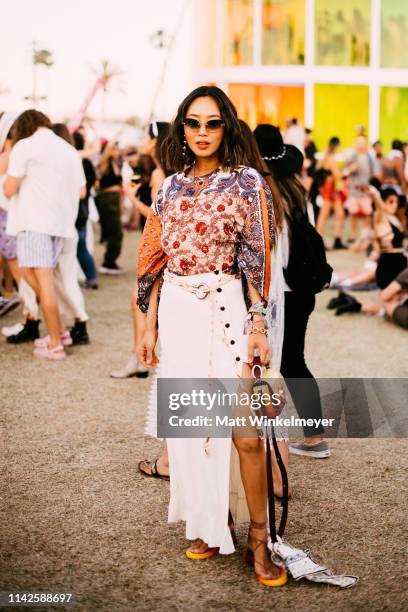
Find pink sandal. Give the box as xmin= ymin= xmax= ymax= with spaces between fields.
xmin=33 ymin=344 xmax=66 ymax=360
xmin=34 ymin=331 xmax=72 ymax=348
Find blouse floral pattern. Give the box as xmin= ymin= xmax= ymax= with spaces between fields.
xmin=137 ymin=166 xmax=276 ymax=313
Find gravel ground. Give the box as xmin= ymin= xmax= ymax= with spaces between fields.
xmin=1 ymin=229 xmax=407 ymax=612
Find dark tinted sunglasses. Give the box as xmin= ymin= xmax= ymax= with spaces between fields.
xmin=183 ymin=118 xmax=225 ymax=132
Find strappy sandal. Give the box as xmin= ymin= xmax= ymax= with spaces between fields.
xmin=245 ymin=520 xmax=288 ymax=587
xmin=137 ymin=458 xmax=170 ymax=481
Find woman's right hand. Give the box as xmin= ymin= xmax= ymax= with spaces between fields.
xmin=139 ymin=327 xmax=159 ymax=368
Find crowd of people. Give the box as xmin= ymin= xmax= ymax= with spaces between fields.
xmin=0 ymin=111 xmax=170 ymax=355
xmin=284 ymin=118 xmax=408 ymax=328
xmin=0 ymin=85 xmax=406 ymax=587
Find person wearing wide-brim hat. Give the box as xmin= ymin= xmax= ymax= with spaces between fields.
xmin=253 ymin=124 xmax=304 ymax=179
xmin=254 ymin=124 xmax=331 ymax=460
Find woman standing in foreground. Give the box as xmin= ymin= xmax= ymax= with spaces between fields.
xmin=137 ymin=87 xmax=287 ymax=586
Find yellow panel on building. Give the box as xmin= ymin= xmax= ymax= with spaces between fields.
xmin=262 ymin=0 xmax=305 ymax=65
xmin=315 ymin=0 xmax=371 ymax=66
xmin=314 ymin=84 xmax=369 ymax=150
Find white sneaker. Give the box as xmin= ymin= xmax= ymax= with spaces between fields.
xmin=1 ymin=322 xmax=24 ymax=337
xmin=110 ymin=354 xmax=149 ymax=378
xmin=98 ymin=265 xmax=125 ymax=275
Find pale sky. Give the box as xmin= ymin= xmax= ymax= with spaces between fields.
xmin=0 ymin=0 xmax=195 ymax=123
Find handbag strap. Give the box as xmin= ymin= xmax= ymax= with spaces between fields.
xmin=252 ymin=356 xmax=289 ymax=542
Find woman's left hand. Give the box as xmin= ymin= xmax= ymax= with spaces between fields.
xmin=247 ymin=332 xmax=270 ymax=366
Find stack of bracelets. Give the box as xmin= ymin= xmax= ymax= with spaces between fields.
xmin=244 ymin=301 xmax=268 ymax=335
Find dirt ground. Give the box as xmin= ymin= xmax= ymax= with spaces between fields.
xmin=1 ymin=228 xmax=407 ymax=612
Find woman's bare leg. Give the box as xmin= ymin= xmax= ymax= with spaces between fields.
xmin=233 ymin=435 xmax=280 ymax=577
xmin=316 ymin=199 xmax=332 ymax=237
xmin=333 ymin=199 xmax=345 ymax=239
xmin=340 ymin=269 xmax=375 ymax=288
xmin=349 ymin=215 xmax=358 ymax=241
xmin=7 ymin=258 xmax=22 ymax=285
xmin=22 ymin=267 xmax=41 ymax=296
xmin=2 ymin=260 xmax=14 ymax=297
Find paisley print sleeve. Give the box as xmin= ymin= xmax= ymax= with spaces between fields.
xmin=237 ymin=174 xmax=276 ymax=303
xmin=152 ymin=183 xmax=164 ymax=216
xmin=137 ymin=184 xmax=168 ymax=313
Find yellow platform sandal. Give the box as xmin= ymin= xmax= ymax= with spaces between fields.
xmin=245 ymin=521 xmax=288 ymax=587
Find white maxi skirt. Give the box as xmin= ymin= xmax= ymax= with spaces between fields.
xmin=158 ymin=271 xmax=249 ymax=555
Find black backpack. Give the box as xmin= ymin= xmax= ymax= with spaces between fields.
xmin=283 ymin=207 xmax=333 ymax=294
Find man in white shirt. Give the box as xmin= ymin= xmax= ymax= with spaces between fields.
xmin=283 ymin=118 xmax=305 ymax=154
xmin=3 ymin=109 xmax=86 ymax=360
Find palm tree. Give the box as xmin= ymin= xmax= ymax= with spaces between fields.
xmin=94 ymin=59 xmax=123 ymax=121
xmin=148 ymin=30 xmax=174 ymax=123
xmin=24 ymin=42 xmax=54 ymax=107
xmin=147 ymin=0 xmax=191 ymax=122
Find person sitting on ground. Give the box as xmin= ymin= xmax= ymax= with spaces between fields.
xmin=367 ymin=185 xmax=407 ymax=291
xmin=330 ymin=266 xmax=408 ymax=329
xmin=329 ymin=253 xmax=378 ymax=292
xmin=329 ymin=184 xmax=407 ymax=314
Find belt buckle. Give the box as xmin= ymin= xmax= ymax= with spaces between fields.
xmin=192 ymin=283 xmax=209 ymax=299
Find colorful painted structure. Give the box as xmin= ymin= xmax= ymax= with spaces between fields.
xmin=196 ymin=0 xmax=408 ymax=150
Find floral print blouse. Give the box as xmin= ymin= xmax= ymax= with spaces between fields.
xmin=137 ymin=166 xmax=276 ymax=313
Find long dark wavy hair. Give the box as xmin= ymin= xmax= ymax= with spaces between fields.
xmin=164 ymin=86 xmax=245 ymax=173
xmin=52 ymin=123 xmax=73 ymax=145
xmin=12 ymin=109 xmax=51 ymax=145
xmin=239 ymin=119 xmax=285 ymax=231
xmin=275 ymin=175 xmax=308 ymax=222
xmin=148 ymin=121 xmax=172 ymax=176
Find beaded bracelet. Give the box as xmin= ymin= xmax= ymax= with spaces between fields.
xmin=244 ymin=301 xmax=268 ymax=335
xmin=248 ymin=301 xmax=267 ymax=317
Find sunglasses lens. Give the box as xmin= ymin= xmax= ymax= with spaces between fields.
xmin=184 ymin=119 xmax=200 ymax=130
xmin=184 ymin=119 xmax=224 ymax=131
xmin=206 ymin=120 xmax=224 ymax=131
